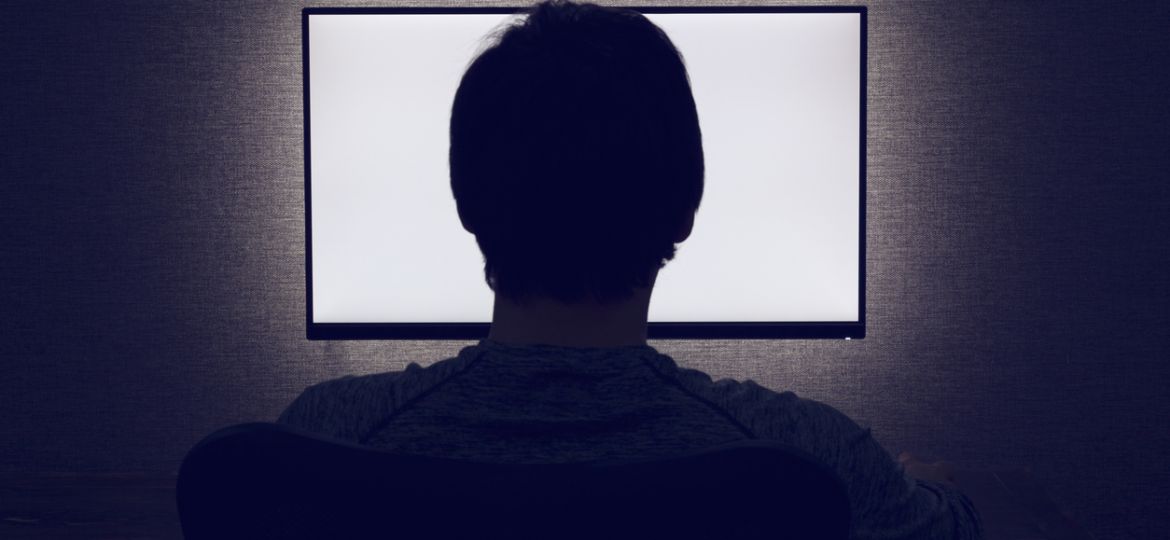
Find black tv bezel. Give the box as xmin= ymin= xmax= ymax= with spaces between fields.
xmin=303 ymin=5 xmax=867 ymax=340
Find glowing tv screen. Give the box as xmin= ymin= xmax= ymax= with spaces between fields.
xmin=304 ymin=6 xmax=866 ymax=339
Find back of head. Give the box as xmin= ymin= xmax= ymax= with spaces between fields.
xmin=450 ymin=0 xmax=704 ymax=306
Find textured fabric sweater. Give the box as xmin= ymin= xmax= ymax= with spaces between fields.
xmin=278 ymin=339 xmax=983 ymax=539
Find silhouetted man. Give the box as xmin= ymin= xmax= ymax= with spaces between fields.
xmin=280 ymin=2 xmax=982 ymax=537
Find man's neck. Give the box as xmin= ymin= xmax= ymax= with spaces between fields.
xmin=486 ymin=287 xmax=653 ymax=348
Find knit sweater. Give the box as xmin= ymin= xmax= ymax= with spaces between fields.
xmin=278 ymin=339 xmax=982 ymax=539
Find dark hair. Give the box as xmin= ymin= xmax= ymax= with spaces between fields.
xmin=449 ymin=0 xmax=704 ymax=305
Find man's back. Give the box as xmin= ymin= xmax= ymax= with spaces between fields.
xmin=279 ymin=340 xmax=982 ymax=539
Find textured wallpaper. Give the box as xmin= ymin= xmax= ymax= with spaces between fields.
xmin=1 ymin=2 xmax=1167 ymax=539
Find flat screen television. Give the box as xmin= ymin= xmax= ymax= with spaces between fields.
xmin=304 ymin=6 xmax=866 ymax=339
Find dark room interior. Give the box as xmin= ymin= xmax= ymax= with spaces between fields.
xmin=1 ymin=1 xmax=1167 ymax=539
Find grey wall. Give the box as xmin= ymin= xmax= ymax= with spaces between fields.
xmin=2 ymin=1 xmax=1167 ymax=538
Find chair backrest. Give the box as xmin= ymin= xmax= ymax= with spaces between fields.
xmin=177 ymin=422 xmax=851 ymax=540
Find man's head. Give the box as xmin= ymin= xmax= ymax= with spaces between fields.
xmin=449 ymin=0 xmax=704 ymax=307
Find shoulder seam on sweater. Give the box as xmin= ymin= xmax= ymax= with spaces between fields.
xmin=358 ymin=348 xmax=488 ymax=445
xmin=638 ymin=355 xmax=758 ymax=440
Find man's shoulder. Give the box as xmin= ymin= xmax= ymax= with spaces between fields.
xmin=276 ymin=353 xmax=472 ymax=439
xmin=657 ymin=359 xmax=867 ymax=442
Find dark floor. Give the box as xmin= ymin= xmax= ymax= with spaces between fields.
xmin=0 ymin=469 xmax=1094 ymax=540
xmin=1 ymin=473 xmax=182 ymax=540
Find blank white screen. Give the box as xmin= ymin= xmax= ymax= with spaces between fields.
xmin=309 ymin=12 xmax=860 ymax=323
